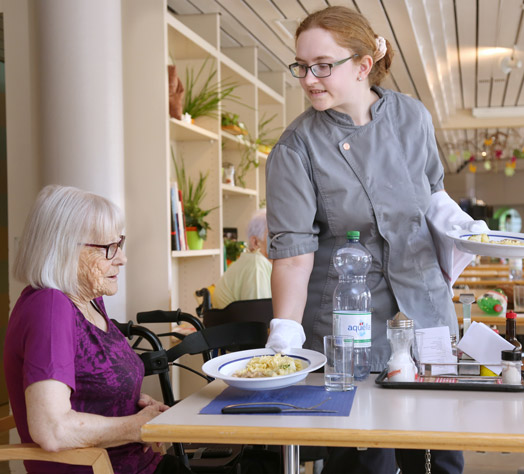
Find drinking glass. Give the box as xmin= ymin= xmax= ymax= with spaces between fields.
xmin=514 ymin=286 xmax=524 ymax=312
xmin=323 ymin=335 xmax=354 ymax=391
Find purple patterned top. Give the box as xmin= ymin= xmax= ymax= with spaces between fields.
xmin=4 ymin=286 xmax=162 ymax=474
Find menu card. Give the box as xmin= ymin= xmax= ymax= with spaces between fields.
xmin=415 ymin=326 xmax=457 ymax=376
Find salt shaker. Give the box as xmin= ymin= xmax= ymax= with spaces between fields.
xmin=386 ymin=312 xmax=417 ymax=382
xmin=501 ymin=349 xmax=522 ymax=385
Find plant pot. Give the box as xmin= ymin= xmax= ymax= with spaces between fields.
xmin=186 ymin=227 xmax=204 ymax=250
xmin=222 ymin=124 xmax=248 ymax=136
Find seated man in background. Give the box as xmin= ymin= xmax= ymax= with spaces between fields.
xmin=211 ymin=209 xmax=272 ymax=309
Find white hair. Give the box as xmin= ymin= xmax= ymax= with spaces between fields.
xmin=247 ymin=208 xmax=267 ymax=243
xmin=13 ymin=184 xmax=124 ymax=295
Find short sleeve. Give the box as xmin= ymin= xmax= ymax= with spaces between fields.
xmin=422 ymin=108 xmax=445 ymax=193
xmin=266 ymin=142 xmax=319 ymax=259
xmin=22 ymin=290 xmax=77 ymax=391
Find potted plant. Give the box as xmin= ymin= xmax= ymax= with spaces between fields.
xmin=221 ymin=112 xmax=248 ymax=135
xmin=255 ymin=113 xmax=281 ymax=154
xmin=172 ymin=149 xmax=217 ymax=249
xmin=235 ymin=114 xmax=282 ymax=188
xmin=183 ymin=57 xmax=240 ymax=120
xmin=224 ymin=239 xmax=246 ymax=266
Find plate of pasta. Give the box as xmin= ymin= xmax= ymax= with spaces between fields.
xmin=202 ymin=348 xmax=326 ymax=391
xmin=446 ymin=230 xmax=524 ymax=258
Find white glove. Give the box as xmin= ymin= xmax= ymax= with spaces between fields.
xmin=265 ymin=318 xmax=306 ymax=354
xmin=452 ymin=219 xmax=490 ymax=234
xmin=426 ymin=191 xmax=490 ymax=292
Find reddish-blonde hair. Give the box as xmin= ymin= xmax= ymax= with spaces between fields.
xmin=295 ymin=6 xmax=393 ymax=86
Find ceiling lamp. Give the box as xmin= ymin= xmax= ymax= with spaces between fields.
xmin=501 ymin=56 xmax=522 ymax=74
xmin=500 ymin=51 xmax=523 ymax=74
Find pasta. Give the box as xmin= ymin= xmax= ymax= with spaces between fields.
xmin=233 ymin=353 xmax=303 ymax=378
xmin=468 ymin=233 xmax=524 ymax=246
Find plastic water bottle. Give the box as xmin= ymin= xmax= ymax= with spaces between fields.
xmin=333 ymin=231 xmax=372 ymax=381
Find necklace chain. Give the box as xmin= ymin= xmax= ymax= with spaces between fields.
xmin=84 ymin=300 xmax=104 ymax=326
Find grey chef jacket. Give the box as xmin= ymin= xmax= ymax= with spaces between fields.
xmin=266 ymin=86 xmax=458 ymax=372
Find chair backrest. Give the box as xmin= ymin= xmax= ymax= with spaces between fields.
xmin=0 ymin=415 xmax=114 ymax=474
xmin=195 ymin=287 xmax=212 ymax=317
xmin=203 ymin=298 xmax=273 ymax=329
xmin=166 ymin=321 xmax=268 ymax=362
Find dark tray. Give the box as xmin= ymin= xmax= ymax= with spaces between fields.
xmin=375 ymin=369 xmax=524 ymax=392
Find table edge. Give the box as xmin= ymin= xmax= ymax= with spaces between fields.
xmin=141 ymin=424 xmax=524 ymax=452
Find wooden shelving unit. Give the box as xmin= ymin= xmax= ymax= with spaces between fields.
xmin=123 ymin=1 xmax=305 ymax=399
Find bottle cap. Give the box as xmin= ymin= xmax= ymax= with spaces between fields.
xmin=506 ymin=311 xmax=518 ymax=319
xmin=501 ymin=348 xmax=522 ymax=361
xmin=347 ymin=231 xmax=360 ymax=239
xmin=387 ymin=311 xmax=414 ymax=328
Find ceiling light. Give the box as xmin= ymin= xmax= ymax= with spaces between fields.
xmin=472 ymin=106 xmax=524 ymax=118
xmin=500 ymin=55 xmax=523 ymax=74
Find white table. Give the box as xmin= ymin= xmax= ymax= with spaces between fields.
xmin=142 ymin=373 xmax=524 ymax=474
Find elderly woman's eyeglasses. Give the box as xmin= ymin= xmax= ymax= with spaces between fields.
xmin=288 ymin=54 xmax=359 ymax=78
xmin=84 ymin=235 xmax=126 ymax=260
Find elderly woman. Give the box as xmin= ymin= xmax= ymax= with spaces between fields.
xmin=4 ymin=185 xmax=188 ymax=474
xmin=211 ymin=209 xmax=272 ymax=309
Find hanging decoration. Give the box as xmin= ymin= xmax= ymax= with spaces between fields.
xmin=447 ymin=130 xmax=524 ymax=176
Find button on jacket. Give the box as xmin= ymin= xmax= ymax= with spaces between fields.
xmin=266 ymin=86 xmax=457 ymax=372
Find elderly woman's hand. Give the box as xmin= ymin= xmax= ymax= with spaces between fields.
xmin=138 ymin=393 xmax=169 ymax=412
xmin=137 ymin=393 xmax=169 ymax=452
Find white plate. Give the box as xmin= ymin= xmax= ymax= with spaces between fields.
xmin=202 ymin=348 xmax=326 ymax=391
xmin=446 ymin=230 xmax=524 ymax=258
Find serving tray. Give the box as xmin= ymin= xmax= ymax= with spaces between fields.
xmin=375 ymin=369 xmax=524 ymax=392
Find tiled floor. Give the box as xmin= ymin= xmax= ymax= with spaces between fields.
xmin=464 ymin=451 xmax=524 ymax=474
xmin=301 ymin=453 xmax=524 ymax=474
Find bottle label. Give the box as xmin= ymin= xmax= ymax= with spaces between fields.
xmin=333 ymin=311 xmax=371 ymax=348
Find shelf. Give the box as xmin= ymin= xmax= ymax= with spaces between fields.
xmin=221 ymin=130 xmax=251 ymax=149
xmin=220 ymin=54 xmax=255 ymax=86
xmin=167 ymin=14 xmax=219 ymax=59
xmin=258 ymin=83 xmax=285 ymax=106
xmin=222 ymin=184 xmax=257 ymax=196
xmin=172 ymin=249 xmax=221 ymax=258
xmin=170 ymin=119 xmax=219 ymax=141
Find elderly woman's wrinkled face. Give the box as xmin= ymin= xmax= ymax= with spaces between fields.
xmin=77 ymin=235 xmax=127 ymax=301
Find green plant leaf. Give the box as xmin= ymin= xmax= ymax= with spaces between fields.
xmin=183 ymin=57 xmax=244 ymax=119
xmin=171 ymin=147 xmax=217 ymax=240
xmin=224 ymin=239 xmax=246 ymax=261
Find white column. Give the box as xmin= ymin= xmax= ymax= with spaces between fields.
xmin=35 ymin=0 xmax=126 ymax=319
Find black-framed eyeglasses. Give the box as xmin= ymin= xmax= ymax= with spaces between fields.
xmin=84 ymin=235 xmax=126 ymax=260
xmin=288 ymin=54 xmax=359 ymax=78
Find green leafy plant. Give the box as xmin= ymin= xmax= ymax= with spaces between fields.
xmin=235 ymin=113 xmax=282 ymax=188
xmin=221 ymin=112 xmax=247 ymax=135
xmin=221 ymin=112 xmax=241 ymax=127
xmin=224 ymin=239 xmax=246 ymax=263
xmin=183 ymin=57 xmax=240 ymax=119
xmin=172 ymin=148 xmax=216 ymax=240
xmin=256 ymin=113 xmax=281 ymax=150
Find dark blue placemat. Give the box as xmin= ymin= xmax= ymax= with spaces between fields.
xmin=200 ymin=385 xmax=356 ymax=416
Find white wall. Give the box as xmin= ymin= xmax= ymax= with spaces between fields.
xmin=4 ymin=0 xmax=41 ymax=308
xmin=445 ymin=169 xmax=524 ymax=226
xmin=4 ymin=0 xmax=128 ymax=319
